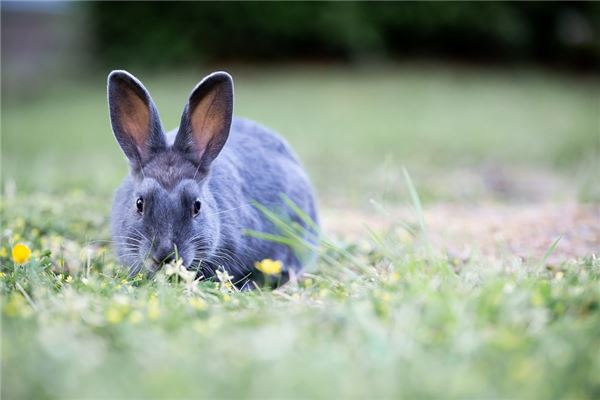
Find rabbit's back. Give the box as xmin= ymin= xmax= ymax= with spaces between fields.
xmin=167 ymin=117 xmax=318 ymax=273
xmin=225 ymin=116 xmax=317 ymax=217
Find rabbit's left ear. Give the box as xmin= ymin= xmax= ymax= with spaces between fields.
xmin=174 ymin=72 xmax=233 ymax=171
xmin=108 ymin=70 xmax=166 ymax=167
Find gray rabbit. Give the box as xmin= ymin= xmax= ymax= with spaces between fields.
xmin=108 ymin=70 xmax=318 ymax=287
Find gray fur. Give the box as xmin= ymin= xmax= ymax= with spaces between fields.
xmin=107 ymin=70 xmax=319 ymax=287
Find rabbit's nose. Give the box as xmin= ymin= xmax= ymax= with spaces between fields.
xmin=152 ymin=244 xmax=176 ymax=265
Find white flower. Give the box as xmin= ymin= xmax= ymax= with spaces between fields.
xmin=216 ymin=268 xmax=236 ymax=292
xmin=164 ymin=258 xmax=197 ymax=284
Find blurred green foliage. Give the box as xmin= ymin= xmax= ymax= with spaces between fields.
xmin=91 ymin=2 xmax=600 ymax=69
xmin=3 ymin=66 xmax=598 ymax=203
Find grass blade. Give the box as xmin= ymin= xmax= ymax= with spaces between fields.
xmin=402 ymin=167 xmax=431 ymax=255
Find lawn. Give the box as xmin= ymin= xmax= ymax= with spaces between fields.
xmin=1 ymin=65 xmax=599 ymax=399
xmin=3 ymin=64 xmax=599 ymax=201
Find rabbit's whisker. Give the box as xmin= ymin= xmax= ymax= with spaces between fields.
xmin=191 ymin=257 xmax=214 ymax=279
xmin=206 ymin=203 xmax=252 ymax=217
xmin=131 ymin=228 xmax=151 ymax=243
xmin=127 ymin=260 xmax=145 ymax=278
xmin=114 ymin=235 xmax=145 ymax=244
xmin=209 ymin=250 xmax=245 ymax=275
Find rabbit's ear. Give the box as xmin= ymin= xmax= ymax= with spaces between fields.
xmin=174 ymin=71 xmax=233 ymax=171
xmin=107 ymin=70 xmax=166 ymax=166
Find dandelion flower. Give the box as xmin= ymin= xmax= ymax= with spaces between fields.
xmin=255 ymin=258 xmax=283 ymax=275
xmin=12 ymin=243 xmax=31 ymax=265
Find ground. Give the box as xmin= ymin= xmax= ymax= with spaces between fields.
xmin=1 ymin=65 xmax=599 ymax=399
xmin=324 ymin=202 xmax=599 ymax=264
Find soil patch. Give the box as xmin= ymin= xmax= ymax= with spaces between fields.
xmin=322 ymin=202 xmax=599 ymax=265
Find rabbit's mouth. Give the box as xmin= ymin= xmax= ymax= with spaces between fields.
xmin=146 ymin=257 xmax=176 ymax=275
xmin=145 ymin=252 xmax=198 ymax=275
xmin=143 ymin=260 xmax=163 ymax=277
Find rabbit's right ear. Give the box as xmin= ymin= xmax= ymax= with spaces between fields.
xmin=174 ymin=72 xmax=233 ymax=172
xmin=107 ymin=70 xmax=166 ymax=168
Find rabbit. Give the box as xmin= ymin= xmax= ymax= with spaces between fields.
xmin=107 ymin=70 xmax=319 ymax=288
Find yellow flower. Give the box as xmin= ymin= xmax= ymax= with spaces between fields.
xmin=147 ymin=297 xmax=160 ymax=320
xmin=189 ymin=297 xmax=207 ymax=311
xmin=255 ymin=259 xmax=283 ymax=275
xmin=106 ymin=306 xmax=124 ymax=324
xmin=0 ymin=247 xmax=8 ymax=258
xmin=12 ymin=243 xmax=31 ymax=265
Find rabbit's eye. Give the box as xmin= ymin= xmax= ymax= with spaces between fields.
xmin=193 ymin=199 xmax=201 ymax=216
xmin=136 ymin=197 xmax=144 ymax=215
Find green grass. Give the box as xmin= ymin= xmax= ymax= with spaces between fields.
xmin=1 ymin=192 xmax=599 ymax=399
xmin=2 ymin=65 xmax=599 ymax=202
xmin=2 ymin=65 xmax=599 ymax=398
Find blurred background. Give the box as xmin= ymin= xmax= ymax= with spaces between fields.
xmin=2 ymin=1 xmax=599 ymax=206
xmin=3 ymin=4 xmax=600 ymax=399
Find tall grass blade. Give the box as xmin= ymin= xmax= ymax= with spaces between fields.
xmin=402 ymin=167 xmax=432 ymax=255
xmin=538 ymin=235 xmax=562 ymax=269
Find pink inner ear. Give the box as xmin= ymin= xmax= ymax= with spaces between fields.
xmin=119 ymin=91 xmax=151 ymax=156
xmin=190 ymin=89 xmax=221 ymax=157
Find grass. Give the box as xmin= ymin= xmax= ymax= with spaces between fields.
xmin=2 ymin=64 xmax=599 ymax=202
xmin=1 ymin=192 xmax=599 ymax=399
xmin=1 ymin=65 xmax=599 ymax=398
